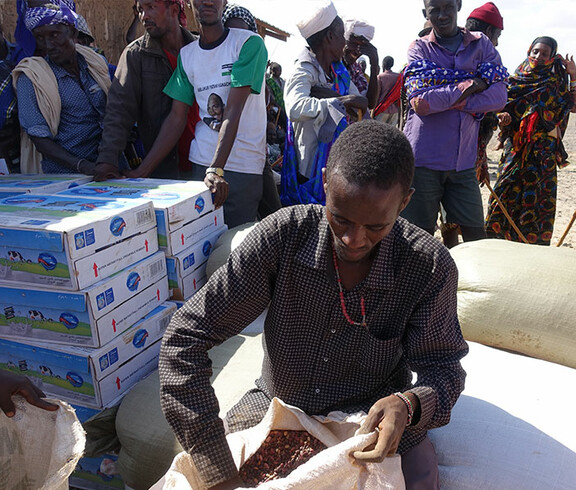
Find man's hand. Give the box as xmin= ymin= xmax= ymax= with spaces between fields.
xmin=476 ymin=163 xmax=490 ymax=187
xmin=339 ymin=95 xmax=369 ymax=112
xmin=352 ymin=394 xmax=410 ymax=463
xmin=78 ymin=160 xmax=98 ymax=176
xmin=204 ymin=172 xmax=229 ymax=209
xmin=0 ymin=370 xmax=59 ymax=417
xmin=360 ymin=42 xmax=379 ymax=73
xmin=497 ymin=112 xmax=511 ymax=127
xmin=559 ymin=54 xmax=576 ymax=79
xmin=310 ymin=86 xmax=340 ymax=99
xmin=209 ymin=475 xmax=243 ymax=489
xmin=93 ymin=162 xmax=124 ymax=181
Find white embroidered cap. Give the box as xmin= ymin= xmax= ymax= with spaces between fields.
xmin=296 ymin=1 xmax=338 ymax=40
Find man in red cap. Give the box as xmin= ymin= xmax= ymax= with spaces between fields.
xmin=466 ymin=2 xmax=503 ymax=46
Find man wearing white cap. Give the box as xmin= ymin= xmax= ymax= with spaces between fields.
xmin=342 ymin=18 xmax=380 ymax=109
xmin=281 ymin=1 xmax=367 ymax=206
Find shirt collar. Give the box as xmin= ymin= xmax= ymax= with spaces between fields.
xmin=47 ymin=50 xmax=88 ymax=79
xmin=295 ymin=207 xmax=397 ymax=291
xmin=424 ymin=27 xmax=481 ymax=49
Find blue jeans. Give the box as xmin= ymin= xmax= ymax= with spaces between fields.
xmin=402 ymin=167 xmax=485 ymax=236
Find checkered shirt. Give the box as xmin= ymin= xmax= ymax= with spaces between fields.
xmin=159 ymin=204 xmax=468 ymax=487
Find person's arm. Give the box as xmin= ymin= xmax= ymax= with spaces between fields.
xmin=160 ymin=216 xmax=283 ymax=488
xmin=360 ymin=42 xmax=380 ymax=109
xmin=405 ymin=41 xmax=469 ymax=116
xmin=94 ymin=45 xmax=143 ymax=181
xmin=459 ymin=40 xmax=508 ymax=114
xmin=121 ymin=53 xmax=193 ymax=179
xmin=353 ymin=250 xmax=468 ymax=462
xmin=0 ymin=370 xmax=59 ymax=417
xmin=124 ymin=99 xmax=189 ymax=178
xmin=29 ymin=136 xmax=96 ymax=174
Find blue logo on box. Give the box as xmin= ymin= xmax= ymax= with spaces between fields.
xmin=59 ymin=312 xmax=79 ymax=330
xmin=66 ymin=372 xmax=84 ymax=388
xmin=99 ymin=354 xmax=110 ymax=371
xmin=195 ymin=197 xmax=205 ymax=214
xmin=38 ymin=253 xmax=57 ymax=271
xmin=126 ymin=272 xmax=141 ymax=291
xmin=202 ymin=240 xmax=212 ymax=257
xmin=75 ymin=232 xmax=86 ymax=250
xmin=110 ymin=216 xmax=126 ymax=236
xmin=96 ymin=293 xmax=107 ymax=310
xmin=132 ymin=329 xmax=149 ymax=348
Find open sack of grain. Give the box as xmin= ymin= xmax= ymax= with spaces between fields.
xmin=1 ymin=397 xmax=85 ymax=490
xmin=161 ymin=398 xmax=405 ymax=490
xmin=450 ymin=239 xmax=576 ymax=368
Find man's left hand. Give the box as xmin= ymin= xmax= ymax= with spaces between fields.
xmin=0 ymin=370 xmax=59 ymax=417
xmin=352 ymin=394 xmax=410 ymax=463
xmin=360 ymin=42 xmax=379 ymax=72
xmin=204 ymin=173 xmax=229 ymax=209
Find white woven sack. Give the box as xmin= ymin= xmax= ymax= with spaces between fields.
xmin=430 ymin=342 xmax=576 ymax=489
xmin=450 ymin=239 xmax=576 ymax=368
xmin=161 ymin=398 xmax=405 ymax=490
xmin=0 ymin=396 xmax=85 ymax=490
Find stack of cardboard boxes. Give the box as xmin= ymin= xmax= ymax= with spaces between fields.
xmin=0 ymin=176 xmax=228 ymax=488
xmin=57 ymin=178 xmax=228 ymax=301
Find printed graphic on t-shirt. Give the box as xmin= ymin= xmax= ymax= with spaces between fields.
xmin=203 ymin=93 xmax=225 ymax=132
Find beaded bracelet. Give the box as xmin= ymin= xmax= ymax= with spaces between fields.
xmin=393 ymin=392 xmax=414 ymax=426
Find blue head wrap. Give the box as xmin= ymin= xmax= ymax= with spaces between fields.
xmin=24 ymin=1 xmax=77 ymax=33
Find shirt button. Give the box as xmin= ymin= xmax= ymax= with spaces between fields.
xmin=323 ymin=357 xmax=329 ymax=362
xmin=330 ymin=329 xmax=336 ymax=334
xmin=315 ymin=388 xmax=320 ymax=394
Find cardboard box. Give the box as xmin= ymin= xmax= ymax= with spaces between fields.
xmin=0 ymin=331 xmax=164 ymax=409
xmin=166 ymin=226 xmax=226 ymax=300
xmin=165 ymin=207 xmax=225 ymax=256
xmin=58 ymin=178 xmax=215 ymax=248
xmin=70 ymin=405 xmax=125 ymax=489
xmin=0 ymin=264 xmax=170 ymax=347
xmin=0 ymin=174 xmax=92 ymax=198
xmin=0 ymin=194 xmax=157 ymax=289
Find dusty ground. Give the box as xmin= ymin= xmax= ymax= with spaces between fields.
xmin=480 ymin=116 xmax=576 ymax=248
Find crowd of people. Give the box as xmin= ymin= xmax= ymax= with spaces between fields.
xmin=1 ymin=1 xmax=575 ymax=489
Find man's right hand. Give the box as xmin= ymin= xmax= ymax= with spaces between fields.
xmin=93 ymin=163 xmax=124 ymax=182
xmin=339 ymin=95 xmax=369 ymax=112
xmin=204 ymin=173 xmax=229 ymax=209
xmin=310 ymin=86 xmax=340 ymax=99
xmin=0 ymin=370 xmax=59 ymax=417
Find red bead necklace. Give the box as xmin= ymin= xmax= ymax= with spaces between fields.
xmin=332 ymin=247 xmax=367 ymax=327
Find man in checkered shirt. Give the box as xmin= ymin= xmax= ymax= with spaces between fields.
xmin=160 ymin=120 xmax=468 ymax=489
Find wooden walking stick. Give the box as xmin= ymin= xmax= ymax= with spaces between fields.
xmin=556 ymin=210 xmax=576 ymax=247
xmin=485 ymin=181 xmax=530 ymax=244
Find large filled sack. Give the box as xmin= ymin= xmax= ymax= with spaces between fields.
xmin=206 ymin=222 xmax=258 ymax=278
xmin=160 ymin=398 xmax=405 ymax=490
xmin=1 ymin=396 xmax=85 ymax=490
xmin=450 ymin=239 xmax=576 ymax=368
xmin=430 ymin=341 xmax=576 ymax=489
xmin=115 ymin=333 xmax=264 ymax=489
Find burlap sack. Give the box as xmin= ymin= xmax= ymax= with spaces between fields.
xmin=450 ymin=239 xmax=576 ymax=368
xmin=0 ymin=396 xmax=85 ymax=490
xmin=161 ymin=398 xmax=405 ymax=490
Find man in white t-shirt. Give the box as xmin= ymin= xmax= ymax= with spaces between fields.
xmin=133 ymin=0 xmax=268 ymax=228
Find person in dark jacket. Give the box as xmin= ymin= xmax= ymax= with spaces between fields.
xmin=94 ymin=0 xmax=196 ymax=181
